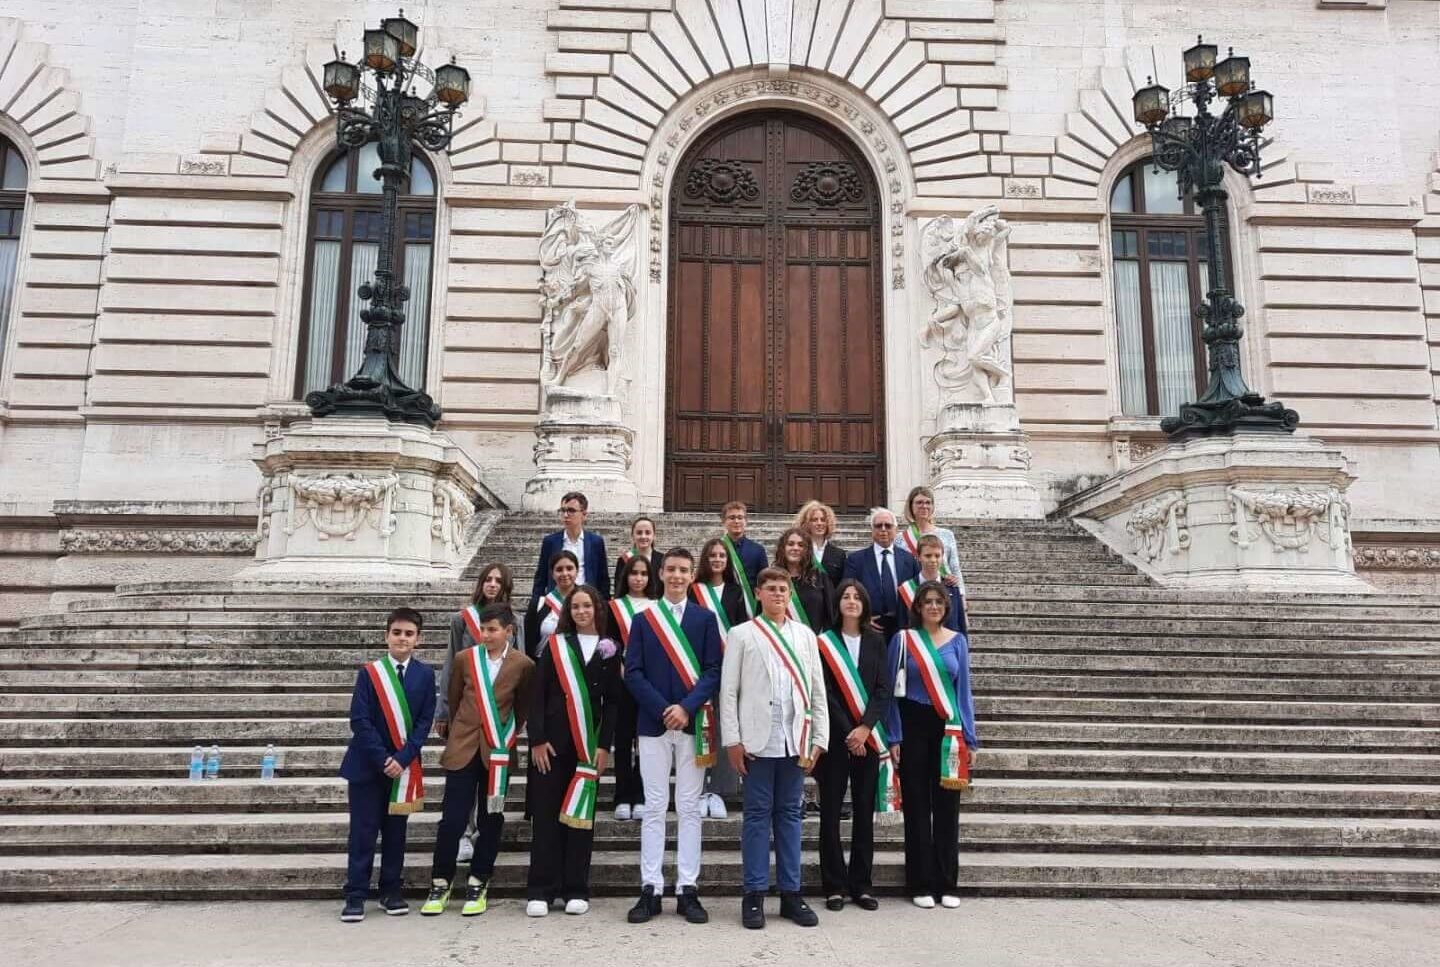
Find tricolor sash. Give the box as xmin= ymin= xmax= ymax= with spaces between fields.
xmin=902 ymin=524 xmax=951 ymax=577
xmin=817 ymin=631 xmax=902 ymax=823
xmin=619 ymin=546 xmax=637 ymax=565
xmin=549 ymin=634 xmax=600 ymax=829
xmin=539 ymin=588 xmax=566 ymax=618
xmin=365 ymin=657 xmax=424 ymax=815
xmin=723 ymin=535 xmax=757 ymax=618
xmin=642 ymin=603 xmax=716 ymax=767
xmin=897 ymin=577 xmax=919 ymax=610
xmin=812 ymin=542 xmax=826 ymax=570
xmin=753 ymin=615 xmax=815 ymax=767
xmin=902 ymin=628 xmax=970 ymax=790
xmin=787 ymin=580 xmax=812 ymax=628
xmin=458 ymin=621 xmax=515 ymax=813
xmin=691 ymin=582 xmax=732 ymax=638
xmin=609 ymin=595 xmax=650 ymax=648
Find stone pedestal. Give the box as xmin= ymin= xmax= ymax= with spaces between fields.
xmin=237 ymin=418 xmax=487 ymax=582
xmin=925 ymin=402 xmax=1044 ymax=519
xmin=1062 ymin=432 xmax=1371 ymax=592
xmin=522 ymin=390 xmax=639 ymax=511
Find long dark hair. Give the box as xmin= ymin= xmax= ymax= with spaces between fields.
xmin=470 ymin=562 xmax=514 ymax=606
xmin=832 ymin=578 xmax=873 ymax=632
xmin=555 ymin=584 xmax=610 ymax=639
xmin=617 ymin=554 xmax=654 ymax=600
xmin=908 ymin=579 xmax=951 ymax=629
xmin=775 ymin=526 xmax=820 ymax=585
xmin=696 ymin=537 xmax=735 ymax=585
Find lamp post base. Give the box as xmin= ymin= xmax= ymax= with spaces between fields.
xmin=305 ymin=379 xmax=441 ymax=429
xmin=1161 ymin=392 xmax=1299 ymax=439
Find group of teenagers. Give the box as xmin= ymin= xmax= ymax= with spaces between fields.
xmin=339 ymin=490 xmax=979 ymax=930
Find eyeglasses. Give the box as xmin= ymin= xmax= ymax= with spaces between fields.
xmin=873 ymin=522 xmax=895 ymax=530
xmin=559 ymin=506 xmax=582 ymax=515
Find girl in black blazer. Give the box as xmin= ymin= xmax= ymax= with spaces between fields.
xmin=525 ymin=584 xmax=622 ymax=916
xmin=524 ymin=551 xmax=580 ymax=660
xmin=612 ymin=515 xmax=663 ymax=599
xmin=775 ymin=526 xmax=836 ymax=634
xmin=795 ymin=499 xmax=847 ymax=588
xmin=816 ymin=579 xmax=893 ymax=911
xmin=695 ymin=537 xmax=750 ymax=630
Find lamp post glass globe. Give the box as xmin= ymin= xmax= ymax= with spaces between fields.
xmin=1183 ymin=36 xmax=1218 ymax=82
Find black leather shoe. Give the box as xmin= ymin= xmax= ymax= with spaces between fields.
xmin=824 ymin=895 xmax=845 ymax=912
xmin=676 ymin=886 xmax=709 ymax=924
xmin=852 ymin=893 xmax=879 ymax=911
xmin=627 ymin=885 xmax=662 ymax=924
xmin=779 ymin=892 xmax=819 ymax=927
xmin=742 ymin=891 xmax=766 ymax=929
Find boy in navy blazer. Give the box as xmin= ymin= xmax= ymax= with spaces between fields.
xmin=623 ymin=547 xmax=724 ymax=924
xmin=720 ymin=501 xmax=768 ymax=614
xmin=339 ymin=607 xmax=436 ymax=922
xmin=530 ymin=490 xmax=610 ymax=601
xmin=842 ymin=508 xmax=919 ymax=643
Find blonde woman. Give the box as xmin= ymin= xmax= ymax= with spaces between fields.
xmin=793 ymin=499 xmax=846 ymax=587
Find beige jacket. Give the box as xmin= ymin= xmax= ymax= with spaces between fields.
xmin=719 ymin=616 xmax=829 ymax=757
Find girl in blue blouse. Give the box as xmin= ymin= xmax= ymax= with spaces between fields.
xmin=883 ymin=581 xmax=978 ymax=909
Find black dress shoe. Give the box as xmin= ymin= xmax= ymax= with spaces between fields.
xmin=627 ymin=885 xmax=662 ymax=924
xmin=824 ymin=895 xmax=845 ymax=912
xmin=742 ymin=891 xmax=766 ymax=929
xmin=779 ymin=892 xmax=819 ymax=927
xmin=676 ymin=886 xmax=709 ymax=924
xmin=852 ymin=893 xmax=879 ymax=911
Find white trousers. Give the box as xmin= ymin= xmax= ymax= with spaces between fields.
xmin=638 ymin=730 xmax=707 ymax=891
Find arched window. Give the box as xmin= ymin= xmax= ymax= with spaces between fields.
xmin=296 ymin=144 xmax=437 ymax=398
xmin=1109 ymin=158 xmax=1226 ymax=417
xmin=0 ymin=136 xmax=26 ymax=368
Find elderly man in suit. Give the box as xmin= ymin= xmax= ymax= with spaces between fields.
xmin=720 ymin=567 xmax=828 ymax=931
xmin=842 ymin=507 xmax=920 ymax=643
xmin=530 ymin=490 xmax=610 ymax=602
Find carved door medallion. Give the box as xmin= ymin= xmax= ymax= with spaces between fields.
xmin=665 ymin=111 xmax=886 ymax=513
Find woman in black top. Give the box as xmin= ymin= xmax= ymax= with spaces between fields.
xmin=694 ymin=536 xmax=750 ymax=630
xmin=775 ymin=526 xmax=835 ymax=634
xmin=612 ymin=515 xmax=663 ymax=599
xmin=794 ymin=499 xmax=846 ymax=588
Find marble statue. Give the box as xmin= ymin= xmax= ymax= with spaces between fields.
xmin=538 ymin=201 xmax=643 ymax=402
xmin=920 ymin=204 xmax=1014 ymax=405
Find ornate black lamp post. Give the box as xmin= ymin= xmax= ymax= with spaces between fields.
xmin=306 ymin=10 xmax=471 ymax=428
xmin=1133 ymin=37 xmax=1298 ymax=438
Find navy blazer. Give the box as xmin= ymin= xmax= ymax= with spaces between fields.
xmin=531 ymin=530 xmax=610 ymax=601
xmin=728 ymin=535 xmax=768 ymax=596
xmin=624 ymin=600 xmax=723 ymax=738
xmin=339 ymin=657 xmax=436 ymax=784
xmin=843 ymin=544 xmax=920 ymax=622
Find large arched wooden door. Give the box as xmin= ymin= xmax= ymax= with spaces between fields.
xmin=665 ymin=111 xmax=886 ymax=514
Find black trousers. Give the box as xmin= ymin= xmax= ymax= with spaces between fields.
xmin=429 ymin=752 xmax=505 ymax=885
xmin=526 ymin=748 xmax=595 ymax=901
xmin=897 ymin=698 xmax=961 ymax=898
xmin=343 ymin=780 xmax=408 ymax=901
xmin=817 ymin=733 xmax=878 ymax=896
xmin=611 ymin=687 xmax=643 ymax=807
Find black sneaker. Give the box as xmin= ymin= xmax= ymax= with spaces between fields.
xmin=627 ymin=885 xmax=662 ymax=924
xmin=779 ymin=892 xmax=818 ymax=927
xmin=742 ymin=891 xmax=766 ymax=929
xmin=676 ymin=886 xmax=709 ymax=924
xmin=340 ymin=897 xmax=365 ymax=923
xmin=825 ymin=894 xmax=845 ymax=912
xmin=380 ymin=895 xmax=409 ymax=916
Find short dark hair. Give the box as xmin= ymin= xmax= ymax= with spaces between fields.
xmin=832 ymin=578 xmax=873 ymax=631
xmin=907 ymin=580 xmax=951 ymax=628
xmin=662 ymin=546 xmax=694 ymax=567
xmin=477 ymin=602 xmax=515 ymax=629
xmin=386 ymin=607 xmax=424 ymax=632
xmin=560 ymin=491 xmax=589 ymax=510
xmin=556 ymin=584 xmax=609 ymax=638
xmin=722 ymin=500 xmax=747 ymax=517
xmin=549 ymin=549 xmax=580 ymax=573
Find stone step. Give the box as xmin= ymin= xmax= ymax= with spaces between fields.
xmin=4 ymin=812 xmax=1438 ymax=857
xmin=5 ymin=745 xmax=1436 ymax=784
xmin=4 ymin=777 xmax=1437 ymax=818
xmin=4 ymin=850 xmax=1438 ymax=900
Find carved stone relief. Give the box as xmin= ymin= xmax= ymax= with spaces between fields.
xmin=1227 ymin=487 xmax=1349 ymax=558
xmin=60 ymin=530 xmax=259 ymax=554
xmin=286 ymin=472 xmax=398 ymax=542
xmin=1127 ymin=494 xmax=1191 ymax=563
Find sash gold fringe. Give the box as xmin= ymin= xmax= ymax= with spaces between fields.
xmin=388 ymin=797 xmax=424 ymax=815
xmin=559 ymin=814 xmax=594 ymax=830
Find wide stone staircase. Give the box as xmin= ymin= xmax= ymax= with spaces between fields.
xmin=1 ymin=512 xmax=1438 ymax=900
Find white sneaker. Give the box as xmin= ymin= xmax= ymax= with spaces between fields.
xmin=912 ymin=895 xmax=936 ymax=909
xmin=456 ymin=836 xmax=474 ymax=864
xmin=707 ymin=793 xmax=728 ymax=819
xmin=564 ymin=898 xmax=590 ymax=915
xmin=614 ymin=803 xmax=632 ymax=821
xmin=631 ymin=803 xmax=646 ymax=819
xmin=940 ymin=895 xmax=961 ymax=909
xmin=526 ymin=900 xmax=548 ymax=918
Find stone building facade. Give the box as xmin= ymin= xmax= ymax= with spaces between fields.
xmin=1 ymin=0 xmax=1440 ymax=620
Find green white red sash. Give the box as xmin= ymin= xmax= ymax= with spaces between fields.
xmin=897 ymin=577 xmax=918 ymax=610
xmin=641 ymin=602 xmax=717 ymax=767
xmin=787 ymin=580 xmax=812 ymax=628
xmin=691 ymin=582 xmax=731 ymax=638
xmin=723 ymin=535 xmax=756 ymax=617
xmin=753 ymin=615 xmax=815 ymax=767
xmin=902 ymin=628 xmax=970 ymax=790
xmin=902 ymin=524 xmax=950 ymax=577
xmin=539 ymin=588 xmax=565 ymax=618
xmin=609 ymin=596 xmax=649 ymax=648
xmin=459 ymin=620 xmax=515 ymax=813
xmin=619 ymin=546 xmax=637 ymax=565
xmin=365 ymin=657 xmax=424 ymax=814
xmin=812 ymin=542 xmax=826 ymax=570
xmin=817 ymin=631 xmax=902 ymax=822
xmin=549 ymin=634 xmax=599 ymax=829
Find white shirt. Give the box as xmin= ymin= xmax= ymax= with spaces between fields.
xmin=758 ymin=618 xmax=798 ymax=757
xmin=662 ymin=596 xmax=686 ymax=623
xmin=562 ymin=530 xmax=587 ymax=585
xmin=539 ymin=608 xmax=560 ymax=641
xmin=841 ymin=631 xmax=862 ymax=666
xmin=872 ymin=543 xmax=898 ymax=581
xmin=391 ymin=658 xmax=409 ymax=679
xmin=485 ymin=647 xmax=506 ymax=680
xmin=576 ymin=632 xmax=599 ymax=664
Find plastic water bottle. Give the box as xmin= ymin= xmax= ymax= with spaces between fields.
xmin=260 ymin=744 xmax=277 ymax=781
xmin=188 ymin=746 xmax=204 ymax=781
xmin=205 ymin=744 xmax=221 ymax=780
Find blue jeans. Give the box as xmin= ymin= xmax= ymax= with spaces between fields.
xmin=741 ymin=755 xmax=805 ymax=893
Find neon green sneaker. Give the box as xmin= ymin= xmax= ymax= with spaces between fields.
xmin=420 ymin=879 xmax=452 ymax=916
xmin=461 ymin=879 xmax=489 ymax=916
